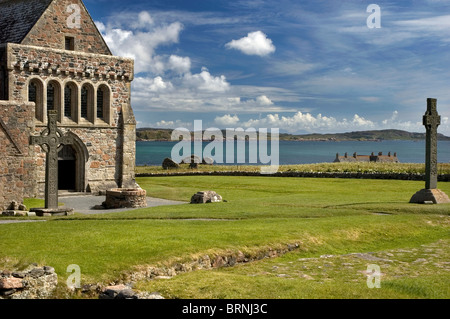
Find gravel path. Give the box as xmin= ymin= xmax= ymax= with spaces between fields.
xmin=0 ymin=195 xmax=187 ymax=224
xmin=58 ymin=195 xmax=186 ymax=215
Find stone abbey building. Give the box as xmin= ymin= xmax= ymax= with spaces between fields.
xmin=0 ymin=0 xmax=136 ymax=210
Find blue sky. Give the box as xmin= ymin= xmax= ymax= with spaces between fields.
xmin=84 ymin=0 xmax=450 ymax=135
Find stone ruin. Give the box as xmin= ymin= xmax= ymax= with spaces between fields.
xmin=102 ymin=188 xmax=148 ymax=209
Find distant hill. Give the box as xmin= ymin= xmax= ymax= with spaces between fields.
xmin=136 ymin=128 xmax=450 ymax=141
xmin=136 ymin=128 xmax=173 ymax=141
xmin=280 ymin=129 xmax=450 ymax=141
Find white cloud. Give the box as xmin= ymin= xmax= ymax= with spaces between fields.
xmin=225 ymin=31 xmax=276 ymax=56
xmin=183 ymin=67 xmax=230 ymax=92
xmin=130 ymin=11 xmax=154 ymax=29
xmin=96 ymin=15 xmax=184 ymax=74
xmin=133 ymin=76 xmax=173 ymax=93
xmin=168 ymin=55 xmax=191 ymax=74
xmin=256 ymin=95 xmax=273 ymax=105
xmin=231 ymin=112 xmax=376 ymax=133
xmin=215 ymin=114 xmax=240 ymax=126
xmin=156 ymin=120 xmax=174 ymax=127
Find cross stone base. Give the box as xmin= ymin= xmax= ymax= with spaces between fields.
xmin=30 ymin=207 xmax=75 ymax=217
xmin=409 ymin=189 xmax=450 ymax=204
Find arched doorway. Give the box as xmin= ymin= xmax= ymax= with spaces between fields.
xmin=58 ymin=145 xmax=76 ymax=191
xmin=57 ymin=132 xmax=89 ymax=192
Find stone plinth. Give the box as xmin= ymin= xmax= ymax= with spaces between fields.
xmin=29 ymin=207 xmax=74 ymax=217
xmin=409 ymin=189 xmax=450 ymax=204
xmin=103 ymin=188 xmax=147 ymax=209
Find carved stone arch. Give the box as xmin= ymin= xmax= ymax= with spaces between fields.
xmin=27 ymin=77 xmax=44 ymax=122
xmin=58 ymin=131 xmax=89 ymax=192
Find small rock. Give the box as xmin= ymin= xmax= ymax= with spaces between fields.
xmin=0 ymin=277 xmax=23 ymax=289
xmin=28 ymin=268 xmax=45 ymax=278
xmin=136 ymin=292 xmax=165 ymax=299
xmin=8 ymin=201 xmax=19 ymax=211
xmin=117 ymin=289 xmax=138 ymax=299
xmin=162 ymin=158 xmax=179 ymax=170
xmin=190 ymin=191 xmax=223 ymax=204
xmin=1 ymin=270 xmax=11 ymax=277
xmin=12 ymin=271 xmax=25 ymax=278
xmin=100 ymin=284 xmax=129 ymax=299
xmin=43 ymin=266 xmax=55 ymax=275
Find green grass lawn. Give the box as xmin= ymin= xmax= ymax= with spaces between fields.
xmin=136 ymin=162 xmax=450 ymax=175
xmin=1 ymin=176 xmax=449 ymax=299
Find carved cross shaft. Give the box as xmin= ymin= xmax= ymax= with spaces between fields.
xmin=30 ymin=111 xmax=74 ymax=209
xmin=423 ymin=98 xmax=441 ymax=190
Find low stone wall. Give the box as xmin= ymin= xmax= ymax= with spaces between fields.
xmin=103 ymin=188 xmax=147 ymax=209
xmin=137 ymin=171 xmax=450 ymax=182
xmin=0 ymin=265 xmax=58 ymax=299
xmin=118 ymin=243 xmax=300 ymax=285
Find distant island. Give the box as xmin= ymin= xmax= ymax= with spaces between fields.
xmin=136 ymin=128 xmax=450 ymax=142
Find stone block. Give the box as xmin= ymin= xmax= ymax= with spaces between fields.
xmin=0 ymin=277 xmax=23 ymax=289
xmin=190 ymin=191 xmax=223 ymax=204
xmin=410 ymin=189 xmax=450 ymax=204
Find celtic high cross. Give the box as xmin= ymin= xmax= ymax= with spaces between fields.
xmin=423 ymin=98 xmax=441 ymax=190
xmin=30 ymin=110 xmax=74 ymax=209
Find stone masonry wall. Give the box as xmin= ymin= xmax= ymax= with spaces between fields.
xmin=4 ymin=43 xmax=136 ymax=195
xmin=22 ymin=0 xmax=111 ymax=55
xmin=0 ymin=101 xmax=36 ymax=210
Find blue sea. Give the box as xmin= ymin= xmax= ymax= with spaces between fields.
xmin=136 ymin=140 xmax=450 ymax=166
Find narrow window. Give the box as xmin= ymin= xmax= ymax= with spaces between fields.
xmin=97 ymin=89 xmax=104 ymax=119
xmin=47 ymin=83 xmax=55 ymax=111
xmin=29 ymin=82 xmax=37 ymax=103
xmin=65 ymin=36 xmax=75 ymax=51
xmin=64 ymin=85 xmax=72 ymax=118
xmin=29 ymin=80 xmax=43 ymax=121
xmin=81 ymin=86 xmax=88 ymax=119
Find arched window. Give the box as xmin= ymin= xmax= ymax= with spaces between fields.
xmin=46 ymin=80 xmax=61 ymax=121
xmin=97 ymin=89 xmax=104 ymax=119
xmin=64 ymin=85 xmax=72 ymax=118
xmin=96 ymin=84 xmax=110 ymax=123
xmin=80 ymin=83 xmax=94 ymax=122
xmin=29 ymin=79 xmax=44 ymax=122
xmin=81 ymin=86 xmax=88 ymax=119
xmin=64 ymin=82 xmax=77 ymax=120
xmin=29 ymin=82 xmax=37 ymax=103
xmin=47 ymin=83 xmax=55 ymax=111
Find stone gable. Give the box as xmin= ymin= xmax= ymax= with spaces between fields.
xmin=21 ymin=0 xmax=111 ymax=55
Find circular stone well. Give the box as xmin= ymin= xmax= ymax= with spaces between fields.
xmin=103 ymin=188 xmax=148 ymax=209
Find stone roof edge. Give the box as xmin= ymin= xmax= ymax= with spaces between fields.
xmin=77 ymin=0 xmax=113 ymax=56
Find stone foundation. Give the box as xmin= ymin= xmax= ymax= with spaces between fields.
xmin=409 ymin=188 xmax=450 ymax=204
xmin=103 ymin=188 xmax=147 ymax=209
